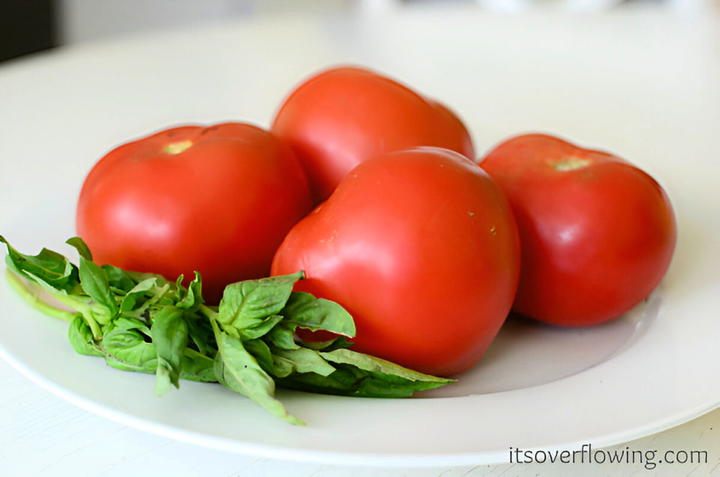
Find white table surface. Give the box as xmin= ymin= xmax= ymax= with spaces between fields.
xmin=1 ymin=3 xmax=720 ymax=476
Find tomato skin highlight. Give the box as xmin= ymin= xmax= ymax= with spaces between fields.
xmin=272 ymin=66 xmax=475 ymax=202
xmin=480 ymin=134 xmax=677 ymax=326
xmin=76 ymin=122 xmax=313 ymax=303
xmin=272 ymin=147 xmax=520 ymax=376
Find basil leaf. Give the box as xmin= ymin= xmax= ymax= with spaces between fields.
xmin=320 ymin=349 xmax=452 ymax=384
xmin=244 ymin=339 xmax=274 ymax=373
xmin=177 ymin=272 xmax=203 ymax=310
xmin=74 ymin=308 xmax=213 ymax=382
xmin=278 ymin=366 xmax=450 ymax=398
xmin=212 ymin=326 xmax=303 ymax=425
xmin=120 ymin=277 xmax=158 ymax=313
xmin=22 ymin=271 xmax=71 ymax=296
xmin=175 ymin=275 xmax=184 ymax=293
xmin=151 ymin=306 xmax=188 ymax=395
xmin=1 ymin=236 xmax=78 ymax=292
xmin=217 ymin=272 xmax=303 ymax=337
xmin=180 ymin=349 xmax=216 ymax=382
xmin=260 ymin=292 xmax=355 ymax=352
xmin=126 ymin=282 xmax=173 ymax=317
xmin=277 ymin=349 xmax=453 ymax=398
xmin=103 ymin=265 xmax=137 ymax=293
xmin=273 ymin=347 xmax=336 ymax=377
xmin=264 ymin=323 xmax=300 ymax=350
xmin=68 ymin=315 xmax=103 ymax=357
xmin=276 ymin=366 xmax=367 ymax=395
xmin=2 ymin=240 xmax=457 ymax=423
xmin=240 ymin=314 xmax=284 ymax=341
xmin=101 ymin=325 xmax=214 ymax=383
xmin=299 ymin=336 xmax=353 ymax=352
xmin=78 ymin=257 xmax=117 ymax=318
xmin=271 ymin=355 xmax=294 ymax=378
xmin=283 ymin=292 xmax=355 ymax=337
xmin=65 ymin=236 xmax=93 ymax=261
xmin=186 ymin=316 xmax=215 ymax=357
xmin=110 ymin=316 xmax=152 ymax=336
xmin=323 ymin=349 xmax=453 ymax=396
xmin=102 ymin=326 xmax=157 ymax=374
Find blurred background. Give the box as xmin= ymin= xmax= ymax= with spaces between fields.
xmin=1 ymin=0 xmax=717 ymax=63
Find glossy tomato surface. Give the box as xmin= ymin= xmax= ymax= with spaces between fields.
xmin=480 ymin=134 xmax=676 ymax=326
xmin=272 ymin=66 xmax=474 ymax=202
xmin=77 ymin=122 xmax=312 ymax=303
xmin=272 ymin=147 xmax=520 ymax=376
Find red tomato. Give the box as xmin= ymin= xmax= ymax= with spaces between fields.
xmin=272 ymin=147 xmax=520 ymax=376
xmin=77 ymin=122 xmax=312 ymax=303
xmin=480 ymin=134 xmax=676 ymax=326
xmin=272 ymin=66 xmax=475 ymax=202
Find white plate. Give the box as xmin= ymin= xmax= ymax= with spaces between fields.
xmin=1 ymin=7 xmax=719 ymax=467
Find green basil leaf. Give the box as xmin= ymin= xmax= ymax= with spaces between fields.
xmin=180 ymin=349 xmax=216 ymax=382
xmin=155 ymin=284 xmax=177 ymax=307
xmin=103 ymin=265 xmax=137 ymax=293
xmin=212 ymin=327 xmax=303 ymax=425
xmin=120 ymin=277 xmax=158 ymax=313
xmin=244 ymin=339 xmax=274 ymax=374
xmin=276 ymin=366 xmax=367 ymax=395
xmin=102 ymin=326 xmax=157 ymax=374
xmin=299 ymin=336 xmax=354 ymax=351
xmin=1 ymin=236 xmax=78 ymax=292
xmin=78 ymin=257 xmax=117 ymax=318
xmin=283 ymin=292 xmax=355 ymax=337
xmin=177 ymin=272 xmax=203 ymax=310
xmin=273 ymin=347 xmax=336 ymax=377
xmin=240 ymin=314 xmax=284 ymax=341
xmin=277 ymin=349 xmax=453 ymax=398
xmin=175 ymin=274 xmax=184 ymax=293
xmin=124 ymin=282 xmax=174 ymax=318
xmin=320 ymin=349 xmax=452 ymax=384
xmin=277 ymin=366 xmax=449 ymax=398
xmin=150 ymin=306 xmax=188 ymax=395
xmin=22 ymin=271 xmax=71 ymax=296
xmin=110 ymin=316 xmax=151 ymax=336
xmin=92 ymin=313 xmax=213 ymax=382
xmin=264 ymin=323 xmax=300 ymax=350
xmin=186 ymin=315 xmax=215 ymax=357
xmin=67 ymin=315 xmax=103 ymax=357
xmin=98 ymin=323 xmax=214 ymax=383
xmin=65 ymin=236 xmax=93 ymax=261
xmin=217 ymin=272 xmax=303 ymax=337
xmin=271 ymin=355 xmax=295 ymax=378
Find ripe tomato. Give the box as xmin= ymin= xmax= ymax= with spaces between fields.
xmin=480 ymin=134 xmax=676 ymax=326
xmin=272 ymin=147 xmax=520 ymax=376
xmin=272 ymin=66 xmax=475 ymax=202
xmin=77 ymin=122 xmax=312 ymax=303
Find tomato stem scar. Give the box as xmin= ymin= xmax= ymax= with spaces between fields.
xmin=550 ymin=157 xmax=592 ymax=171
xmin=162 ymin=140 xmax=193 ymax=155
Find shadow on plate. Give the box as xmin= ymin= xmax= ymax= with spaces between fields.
xmin=420 ymin=290 xmax=660 ymax=398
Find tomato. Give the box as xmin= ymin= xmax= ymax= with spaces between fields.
xmin=480 ymin=134 xmax=676 ymax=326
xmin=272 ymin=66 xmax=475 ymax=202
xmin=77 ymin=122 xmax=312 ymax=303
xmin=272 ymin=147 xmax=520 ymax=376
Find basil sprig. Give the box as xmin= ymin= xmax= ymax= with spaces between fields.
xmin=1 ymin=236 xmax=453 ymax=424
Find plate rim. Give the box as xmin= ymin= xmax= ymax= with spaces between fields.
xmin=2 ymin=332 xmax=718 ymax=467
